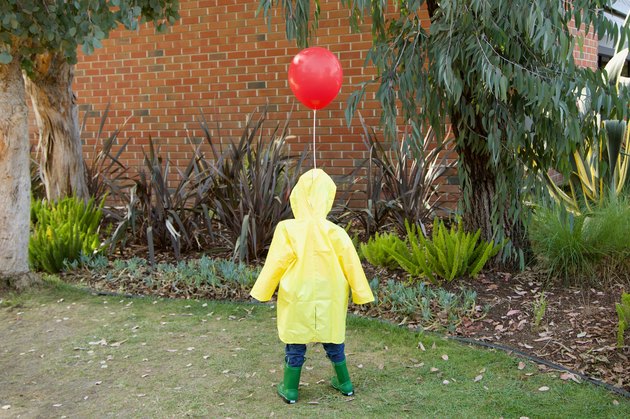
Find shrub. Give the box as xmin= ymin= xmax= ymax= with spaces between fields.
xmin=529 ymin=198 xmax=630 ymax=286
xmin=29 ymin=196 xmax=103 ymax=273
xmin=615 ymin=292 xmax=629 ymax=349
xmin=108 ymin=137 xmax=213 ymax=262
xmin=544 ymin=48 xmax=630 ymax=214
xmin=344 ymin=114 xmax=455 ymax=238
xmin=376 ymin=279 xmax=479 ymax=331
xmin=359 ymin=231 xmax=407 ymax=270
xmin=65 ymin=256 xmax=260 ymax=300
xmin=82 ymin=102 xmax=131 ymax=208
xmin=199 ymin=108 xmax=306 ymax=263
xmin=388 ymin=218 xmax=501 ymax=284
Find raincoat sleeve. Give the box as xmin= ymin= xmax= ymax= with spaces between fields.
xmin=333 ymin=229 xmax=375 ymax=305
xmin=250 ymin=222 xmax=295 ymax=302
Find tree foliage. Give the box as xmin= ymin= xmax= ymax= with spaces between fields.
xmin=260 ymin=0 xmax=630 ymax=266
xmin=0 ymin=0 xmax=179 ymax=69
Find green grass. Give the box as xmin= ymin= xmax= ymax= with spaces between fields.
xmin=529 ymin=198 xmax=630 ymax=286
xmin=1 ymin=279 xmax=628 ymax=418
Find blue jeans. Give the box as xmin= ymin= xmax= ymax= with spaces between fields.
xmin=285 ymin=343 xmax=345 ymax=367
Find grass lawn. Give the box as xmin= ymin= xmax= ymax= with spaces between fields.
xmin=1 ymin=279 xmax=628 ymax=418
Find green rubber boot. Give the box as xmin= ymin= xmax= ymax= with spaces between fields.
xmin=277 ymin=363 xmax=302 ymax=404
xmin=331 ymin=360 xmax=354 ymax=396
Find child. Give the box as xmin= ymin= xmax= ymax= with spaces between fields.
xmin=250 ymin=168 xmax=374 ymax=404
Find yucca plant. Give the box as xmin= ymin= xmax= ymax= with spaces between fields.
xmin=388 ymin=218 xmax=501 ymax=284
xmin=200 ymin=108 xmax=306 ymax=263
xmin=107 ymin=137 xmax=214 ymax=262
xmin=82 ymin=102 xmax=132 ymax=209
xmin=545 ymin=31 xmax=630 ymax=213
xmin=346 ymin=113 xmax=455 ymax=237
xmin=29 ymin=196 xmax=104 ymax=273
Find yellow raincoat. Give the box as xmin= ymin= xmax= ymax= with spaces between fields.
xmin=250 ymin=169 xmax=374 ymax=344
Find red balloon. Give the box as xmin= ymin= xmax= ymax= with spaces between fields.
xmin=288 ymin=47 xmax=343 ymax=110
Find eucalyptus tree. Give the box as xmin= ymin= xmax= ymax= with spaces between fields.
xmin=0 ymin=0 xmax=178 ymax=287
xmin=260 ymin=0 xmax=629 ymax=267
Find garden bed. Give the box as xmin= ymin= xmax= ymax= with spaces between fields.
xmin=450 ymin=270 xmax=628 ymax=392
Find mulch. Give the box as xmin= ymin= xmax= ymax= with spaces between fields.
xmin=452 ymin=270 xmax=628 ymax=392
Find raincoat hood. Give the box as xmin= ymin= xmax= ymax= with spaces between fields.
xmin=290 ymin=169 xmax=336 ymax=219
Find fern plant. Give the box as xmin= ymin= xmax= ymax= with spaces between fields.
xmin=617 ymin=292 xmax=630 ymax=349
xmin=388 ymin=218 xmax=502 ymax=284
xmin=29 ymin=196 xmax=104 ymax=273
xmin=359 ymin=231 xmax=407 ymax=269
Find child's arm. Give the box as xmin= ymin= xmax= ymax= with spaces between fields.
xmin=250 ymin=222 xmax=295 ymax=302
xmin=334 ymin=230 xmax=375 ymax=305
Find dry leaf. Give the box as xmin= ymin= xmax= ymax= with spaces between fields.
xmin=442 ymin=380 xmax=450 ymax=385
xmin=430 ymin=367 xmax=439 ymax=373
xmin=518 ymin=362 xmax=526 ymax=370
xmin=474 ymin=375 xmax=483 ymax=382
xmin=612 ymin=400 xmax=619 ymax=406
xmin=506 ymin=309 xmax=521 ymax=317
xmin=418 ymin=342 xmax=426 ymax=351
xmin=577 ymin=332 xmax=587 ymax=338
xmin=441 ymin=354 xmax=449 ymax=361
xmin=538 ymin=386 xmax=550 ymax=392
xmin=110 ymin=340 xmax=127 ymax=347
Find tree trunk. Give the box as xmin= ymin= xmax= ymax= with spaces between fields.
xmin=0 ymin=57 xmax=40 ymax=289
xmin=25 ymin=51 xmax=88 ymax=202
xmin=457 ymin=140 xmax=527 ymax=269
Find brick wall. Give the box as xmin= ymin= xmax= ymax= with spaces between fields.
xmin=39 ymin=1 xmax=598 ymax=208
xmin=73 ymin=1 xmax=387 ymax=174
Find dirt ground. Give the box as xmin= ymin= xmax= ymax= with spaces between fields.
xmin=451 ymin=270 xmax=629 ymax=392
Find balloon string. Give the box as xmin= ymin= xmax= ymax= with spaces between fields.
xmin=313 ymin=109 xmax=317 ymax=170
